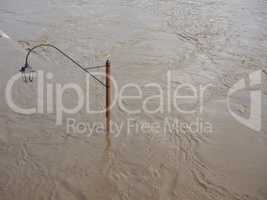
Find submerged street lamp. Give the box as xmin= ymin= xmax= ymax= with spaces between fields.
xmin=19 ymin=43 xmax=112 ymax=135
xmin=19 ymin=44 xmax=106 ymax=86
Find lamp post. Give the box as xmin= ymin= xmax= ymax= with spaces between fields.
xmin=106 ymin=59 xmax=111 ymax=136
xmin=19 ymin=43 xmax=111 ymax=135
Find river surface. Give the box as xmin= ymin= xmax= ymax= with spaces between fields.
xmin=0 ymin=0 xmax=267 ymax=199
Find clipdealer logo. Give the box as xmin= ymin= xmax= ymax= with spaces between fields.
xmin=227 ymin=70 xmax=262 ymax=131
xmin=4 ymin=69 xmax=264 ymax=133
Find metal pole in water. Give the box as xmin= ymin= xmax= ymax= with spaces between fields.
xmin=106 ymin=58 xmax=111 ymax=136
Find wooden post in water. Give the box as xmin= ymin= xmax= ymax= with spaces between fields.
xmin=106 ymin=59 xmax=111 ymax=136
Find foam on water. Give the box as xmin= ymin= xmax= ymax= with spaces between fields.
xmin=0 ymin=30 xmax=10 ymax=39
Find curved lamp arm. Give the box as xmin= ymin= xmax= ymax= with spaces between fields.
xmin=20 ymin=43 xmax=106 ymax=87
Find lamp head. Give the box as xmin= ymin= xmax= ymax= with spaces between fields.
xmin=19 ymin=63 xmax=36 ymax=82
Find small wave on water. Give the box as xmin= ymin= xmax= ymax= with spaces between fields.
xmin=0 ymin=29 xmax=10 ymax=39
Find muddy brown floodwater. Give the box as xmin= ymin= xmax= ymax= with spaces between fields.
xmin=0 ymin=0 xmax=267 ymax=199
